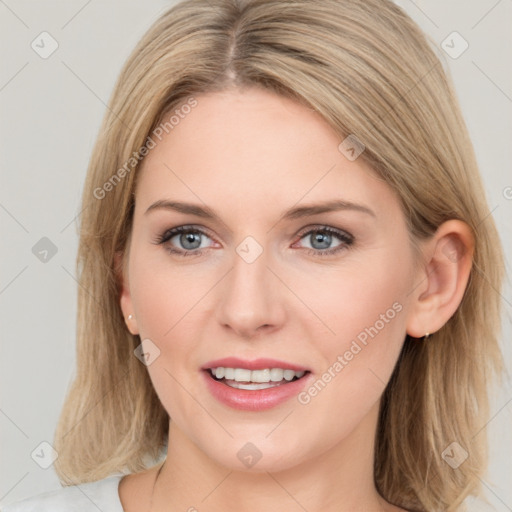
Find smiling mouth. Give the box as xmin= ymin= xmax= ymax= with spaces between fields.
xmin=208 ymin=367 xmax=309 ymax=390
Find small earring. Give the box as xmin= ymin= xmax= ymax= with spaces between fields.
xmin=128 ymin=314 xmax=134 ymax=321
xmin=423 ymin=332 xmax=430 ymax=340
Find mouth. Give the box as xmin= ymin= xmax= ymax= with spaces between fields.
xmin=201 ymin=358 xmax=312 ymax=411
xmin=207 ymin=367 xmax=308 ymax=390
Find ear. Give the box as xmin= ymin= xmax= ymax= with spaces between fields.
xmin=406 ymin=219 xmax=474 ymax=338
xmin=114 ymin=250 xmax=139 ymax=336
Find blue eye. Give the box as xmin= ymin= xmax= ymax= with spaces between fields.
xmin=153 ymin=225 xmax=354 ymax=258
xmin=154 ymin=226 xmax=213 ymax=257
xmin=295 ymin=226 xmax=354 ymax=256
xmin=171 ymin=230 xmax=202 ymax=250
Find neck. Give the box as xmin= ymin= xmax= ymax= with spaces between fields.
xmin=150 ymin=401 xmax=394 ymax=512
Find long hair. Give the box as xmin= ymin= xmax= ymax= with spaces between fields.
xmin=53 ymin=1 xmax=505 ymax=510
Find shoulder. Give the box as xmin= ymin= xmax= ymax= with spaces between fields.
xmin=1 ymin=475 xmax=124 ymax=512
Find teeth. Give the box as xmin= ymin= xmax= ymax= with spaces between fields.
xmin=283 ymin=369 xmax=295 ymax=381
xmin=225 ymin=381 xmax=283 ymax=390
xmin=251 ymin=369 xmax=270 ymax=383
xmin=234 ymin=368 xmax=251 ymax=382
xmin=209 ymin=367 xmax=306 ymax=384
xmin=270 ymin=368 xmax=284 ymax=381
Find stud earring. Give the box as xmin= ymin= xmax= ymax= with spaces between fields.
xmin=423 ymin=332 xmax=430 ymax=340
xmin=128 ymin=314 xmax=134 ymax=321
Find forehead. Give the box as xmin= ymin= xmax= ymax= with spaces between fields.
xmin=135 ymin=87 xmax=399 ymax=220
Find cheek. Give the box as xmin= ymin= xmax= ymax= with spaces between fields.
xmin=129 ymin=247 xmax=212 ymax=340
xmin=300 ymin=256 xmax=411 ymax=426
xmin=128 ymin=249 xmax=212 ymax=418
xmin=314 ymin=252 xmax=410 ymax=345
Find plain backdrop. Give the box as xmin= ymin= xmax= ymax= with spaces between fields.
xmin=1 ymin=0 xmax=511 ymax=510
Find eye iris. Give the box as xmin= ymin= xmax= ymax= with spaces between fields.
xmin=311 ymin=232 xmax=331 ymax=250
xmin=181 ymin=232 xmax=201 ymax=250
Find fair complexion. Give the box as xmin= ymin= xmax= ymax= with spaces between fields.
xmin=118 ymin=87 xmax=474 ymax=512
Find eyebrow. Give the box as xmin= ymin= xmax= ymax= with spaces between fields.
xmin=144 ymin=199 xmax=376 ymax=220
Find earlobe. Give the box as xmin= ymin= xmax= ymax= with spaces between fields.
xmin=114 ymin=250 xmax=139 ymax=336
xmin=406 ymin=220 xmax=474 ymax=339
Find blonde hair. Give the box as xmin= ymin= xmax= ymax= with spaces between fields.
xmin=53 ymin=0 xmax=505 ymax=510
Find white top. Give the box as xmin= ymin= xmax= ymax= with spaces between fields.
xmin=1 ymin=475 xmax=125 ymax=512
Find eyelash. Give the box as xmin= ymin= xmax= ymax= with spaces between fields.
xmin=153 ymin=225 xmax=354 ymax=258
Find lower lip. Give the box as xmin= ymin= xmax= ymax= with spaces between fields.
xmin=202 ymin=371 xmax=311 ymax=411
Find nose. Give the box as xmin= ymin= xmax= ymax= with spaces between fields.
xmin=215 ymin=244 xmax=286 ymax=339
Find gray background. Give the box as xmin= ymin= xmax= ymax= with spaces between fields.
xmin=1 ymin=0 xmax=511 ymax=509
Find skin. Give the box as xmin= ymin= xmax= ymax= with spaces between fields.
xmin=117 ymin=86 xmax=474 ymax=511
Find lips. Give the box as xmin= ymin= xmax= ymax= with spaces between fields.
xmin=209 ymin=367 xmax=305 ymax=387
xmin=202 ymin=357 xmax=310 ymax=372
xmin=201 ymin=357 xmax=312 ymax=411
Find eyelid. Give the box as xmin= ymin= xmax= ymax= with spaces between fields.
xmin=291 ymin=225 xmax=354 ymax=256
xmin=153 ymin=224 xmax=217 ymax=246
xmin=154 ymin=223 xmax=354 ymax=257
xmin=294 ymin=224 xmax=354 ymax=242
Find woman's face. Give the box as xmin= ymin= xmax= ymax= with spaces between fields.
xmin=122 ymin=87 xmax=421 ymax=472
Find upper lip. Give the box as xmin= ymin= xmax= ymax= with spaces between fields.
xmin=202 ymin=357 xmax=310 ymax=372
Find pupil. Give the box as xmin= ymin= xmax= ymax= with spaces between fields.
xmin=312 ymin=232 xmax=331 ymax=250
xmin=181 ymin=232 xmax=201 ymax=250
